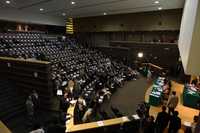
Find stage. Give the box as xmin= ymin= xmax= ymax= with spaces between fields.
xmin=145 ymin=81 xmax=199 ymax=132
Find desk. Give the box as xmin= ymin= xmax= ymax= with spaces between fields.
xmin=149 ymin=77 xmax=165 ymax=106
xmin=66 ymin=101 xmax=77 ymax=131
xmin=0 ymin=121 xmax=12 ymax=133
xmin=183 ymin=85 xmax=200 ymax=109
xmin=65 ymin=102 xmax=140 ymax=133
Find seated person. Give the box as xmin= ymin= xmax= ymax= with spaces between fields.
xmin=101 ymin=87 xmax=112 ymax=100
xmin=60 ymin=91 xmax=72 ymax=112
xmin=191 ymin=79 xmax=198 ymax=86
xmin=65 ymin=80 xmax=74 ymax=94
xmin=196 ymin=83 xmax=200 ymax=91
xmin=82 ymin=108 xmax=93 ymax=123
xmin=77 ymin=96 xmax=87 ymax=111
xmin=113 ymin=76 xmax=123 ymax=87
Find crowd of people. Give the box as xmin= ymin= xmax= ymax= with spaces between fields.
xmin=1 ymin=32 xmax=199 ymax=133
xmin=53 ymin=47 xmax=139 ymax=124
xmin=3 ymin=32 xmax=138 ymax=132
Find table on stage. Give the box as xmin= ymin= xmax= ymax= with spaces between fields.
xmin=183 ymin=84 xmax=200 ymax=109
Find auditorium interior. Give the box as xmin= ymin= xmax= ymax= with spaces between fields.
xmin=0 ymin=0 xmax=200 ymax=133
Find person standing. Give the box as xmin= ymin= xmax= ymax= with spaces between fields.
xmin=167 ymin=91 xmax=179 ymax=115
xmin=31 ymin=90 xmax=39 ymax=117
xmin=147 ymin=69 xmax=152 ymax=83
xmin=194 ymin=113 xmax=200 ymax=133
xmin=155 ymin=106 xmax=170 ymax=133
xmin=26 ymin=95 xmax=34 ymax=126
xmin=168 ymin=111 xmax=181 ymax=133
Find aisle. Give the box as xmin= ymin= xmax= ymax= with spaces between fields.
xmin=101 ymin=76 xmax=149 ymax=116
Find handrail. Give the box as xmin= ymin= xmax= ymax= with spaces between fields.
xmin=65 ymin=101 xmax=139 ymax=133
xmin=142 ymin=63 xmax=163 ymax=70
xmin=110 ymin=41 xmax=177 ymax=45
xmin=0 ymin=121 xmax=12 ymax=133
xmin=0 ymin=56 xmax=50 ymax=64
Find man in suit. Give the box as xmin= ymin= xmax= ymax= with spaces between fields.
xmin=155 ymin=106 xmax=170 ymax=133
xmin=167 ymin=91 xmax=179 ymax=115
xmin=47 ymin=118 xmax=65 ymax=133
xmin=168 ymin=111 xmax=181 ymax=133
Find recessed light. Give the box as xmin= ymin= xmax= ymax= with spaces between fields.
xmin=158 ymin=7 xmax=162 ymax=10
xmin=5 ymin=0 xmax=11 ymax=4
xmin=103 ymin=12 xmax=107 ymax=15
xmin=138 ymin=52 xmax=144 ymax=58
xmin=40 ymin=8 xmax=44 ymax=11
xmin=154 ymin=1 xmax=159 ymax=4
xmin=62 ymin=13 xmax=66 ymax=16
xmin=71 ymin=1 xmax=75 ymax=5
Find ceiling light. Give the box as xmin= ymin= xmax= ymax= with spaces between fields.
xmin=154 ymin=1 xmax=159 ymax=4
xmin=158 ymin=7 xmax=162 ymax=10
xmin=71 ymin=1 xmax=75 ymax=5
xmin=103 ymin=12 xmax=107 ymax=15
xmin=5 ymin=0 xmax=11 ymax=4
xmin=40 ymin=8 xmax=44 ymax=11
xmin=138 ymin=52 xmax=144 ymax=58
xmin=62 ymin=13 xmax=66 ymax=16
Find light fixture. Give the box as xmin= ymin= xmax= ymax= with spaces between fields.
xmin=103 ymin=12 xmax=107 ymax=15
xmin=40 ymin=8 xmax=44 ymax=11
xmin=138 ymin=52 xmax=144 ymax=58
xmin=158 ymin=7 xmax=162 ymax=10
xmin=5 ymin=0 xmax=11 ymax=4
xmin=62 ymin=13 xmax=66 ymax=16
xmin=154 ymin=1 xmax=159 ymax=4
xmin=71 ymin=1 xmax=75 ymax=5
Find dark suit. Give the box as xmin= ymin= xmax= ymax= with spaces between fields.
xmin=47 ymin=124 xmax=65 ymax=133
xmin=155 ymin=111 xmax=170 ymax=133
xmin=168 ymin=115 xmax=181 ymax=133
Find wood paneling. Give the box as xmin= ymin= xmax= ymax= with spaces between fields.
xmin=74 ymin=9 xmax=182 ymax=32
xmin=0 ymin=57 xmax=53 ymax=109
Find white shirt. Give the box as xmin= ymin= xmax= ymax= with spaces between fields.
xmin=29 ymin=128 xmax=45 ymax=133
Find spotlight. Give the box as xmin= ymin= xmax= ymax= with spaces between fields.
xmin=154 ymin=1 xmax=159 ymax=4
xmin=40 ymin=8 xmax=44 ymax=11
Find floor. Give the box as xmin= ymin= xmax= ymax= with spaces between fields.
xmin=101 ymin=76 xmax=148 ymax=117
